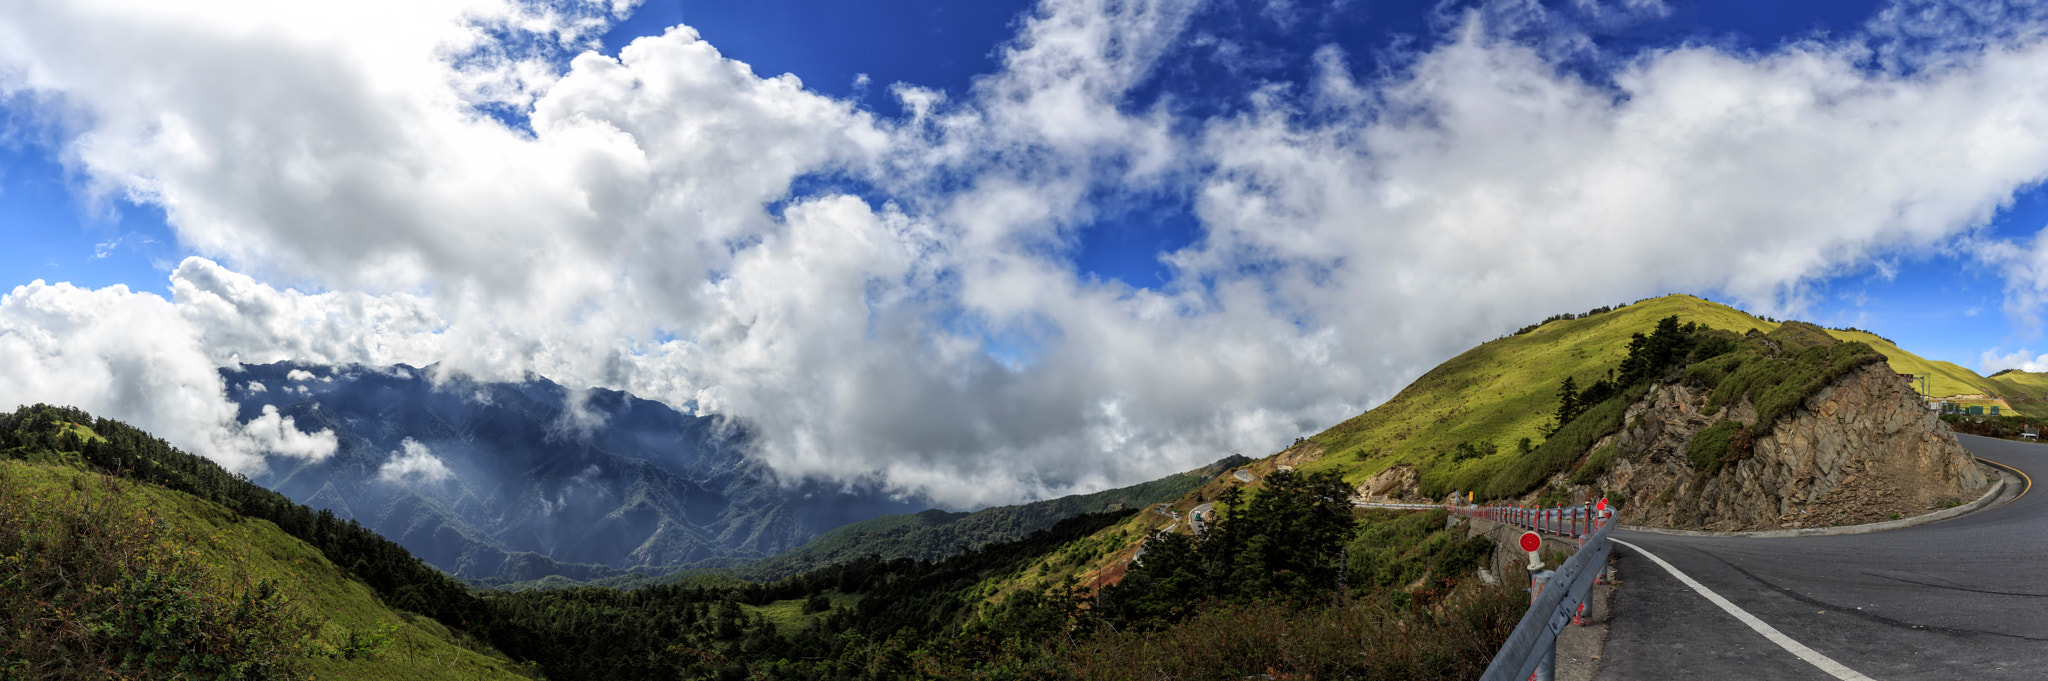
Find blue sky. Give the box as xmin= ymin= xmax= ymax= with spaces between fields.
xmin=7 ymin=0 xmax=2037 ymax=368
xmin=601 ymin=0 xmax=2048 ymax=371
xmin=8 ymin=0 xmax=2048 ymax=504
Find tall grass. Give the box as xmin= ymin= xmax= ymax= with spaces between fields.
xmin=0 ymin=465 xmax=319 ymax=679
xmin=1063 ymin=586 xmax=1523 ymax=680
xmin=1429 ymin=383 xmax=1642 ymax=501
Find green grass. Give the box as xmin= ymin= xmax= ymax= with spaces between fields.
xmin=1297 ymin=294 xmax=1775 ymax=492
xmin=0 ymin=458 xmax=534 ymax=680
xmin=1826 ymin=329 xmax=2043 ymax=416
xmin=1345 ymin=510 xmax=1493 ymax=593
xmin=1686 ymin=420 xmax=1745 ymax=475
xmin=1828 ymin=329 xmax=2009 ymax=398
xmin=1571 ymin=443 xmax=1619 ymax=485
xmin=740 ymin=592 xmax=863 ymax=635
xmin=1692 ymin=322 xmax=1887 ymax=429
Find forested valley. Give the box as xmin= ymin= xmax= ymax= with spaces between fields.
xmin=1 ymin=404 xmax=1517 ymax=680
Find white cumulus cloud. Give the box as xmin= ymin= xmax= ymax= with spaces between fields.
xmin=378 ymin=438 xmax=453 ymax=484
xmin=0 ymin=280 xmax=336 ymax=471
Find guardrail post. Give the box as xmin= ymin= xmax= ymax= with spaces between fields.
xmin=1529 ymin=569 xmax=1557 ymax=681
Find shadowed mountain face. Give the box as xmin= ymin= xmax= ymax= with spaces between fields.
xmin=221 ymin=362 xmax=926 ymax=580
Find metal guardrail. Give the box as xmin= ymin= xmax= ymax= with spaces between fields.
xmin=1468 ymin=502 xmax=1615 ymax=681
xmin=1362 ymin=500 xmax=1614 ymax=681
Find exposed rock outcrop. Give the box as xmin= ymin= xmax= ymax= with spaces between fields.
xmin=1579 ymin=362 xmax=1989 ymax=531
xmin=1354 ymin=464 xmax=1424 ymax=503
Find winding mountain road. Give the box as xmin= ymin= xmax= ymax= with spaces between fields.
xmin=1596 ymin=434 xmax=2046 ymax=680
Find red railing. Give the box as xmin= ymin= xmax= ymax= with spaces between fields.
xmin=1448 ymin=500 xmax=1612 ymax=541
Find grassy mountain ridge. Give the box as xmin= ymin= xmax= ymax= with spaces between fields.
xmin=1826 ymin=329 xmax=2048 ymax=414
xmin=0 ymin=418 xmax=530 ymax=679
xmin=1295 ymin=295 xmax=1774 ymax=486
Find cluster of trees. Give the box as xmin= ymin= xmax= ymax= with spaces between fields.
xmin=1940 ymin=412 xmax=2043 ymax=438
xmin=1511 ymin=303 xmax=1627 ymax=336
xmin=1452 ymin=440 xmax=1499 ymax=461
xmin=1438 ymin=315 xmax=1740 ymax=501
xmin=1099 ymin=470 xmax=1358 ymax=624
xmin=480 ymin=509 xmax=1134 ymax=680
xmin=1544 ymin=315 xmax=1709 ymax=436
xmin=1825 ymin=325 xmax=1895 ymax=344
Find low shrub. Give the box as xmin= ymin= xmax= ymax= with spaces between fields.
xmin=1467 ymin=384 xmax=1640 ymax=500
xmin=1687 ymin=421 xmax=1744 ymax=474
xmin=1571 ymin=443 xmax=1618 ymax=485
xmin=1700 ymin=323 xmax=1885 ymax=432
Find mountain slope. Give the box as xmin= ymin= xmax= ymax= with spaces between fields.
xmin=0 ymin=417 xmax=530 ymax=680
xmin=1988 ymin=368 xmax=2048 ymax=410
xmin=732 ymin=454 xmax=1246 ymax=581
xmin=225 ymin=362 xmax=926 ymax=580
xmin=1296 ymin=294 xmax=1774 ymax=487
xmin=1825 ymin=329 xmax=2043 ymax=414
xmin=989 ymin=294 xmax=2006 ymax=601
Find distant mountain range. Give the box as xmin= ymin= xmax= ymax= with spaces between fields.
xmin=734 ymin=453 xmax=1252 ymax=581
xmin=478 ymin=453 xmax=1252 ymax=590
xmin=222 ymin=362 xmax=928 ymax=580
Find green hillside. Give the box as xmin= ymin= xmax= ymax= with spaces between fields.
xmin=1990 ymin=368 xmax=2048 ymax=408
xmin=1294 ymin=296 xmax=2034 ymax=485
xmin=0 ymin=433 xmax=530 ymax=679
xmin=732 ymin=454 xmax=1240 ymax=581
xmin=1297 ymin=295 xmax=1775 ymax=486
xmin=1822 ymin=329 xmax=1990 ymax=397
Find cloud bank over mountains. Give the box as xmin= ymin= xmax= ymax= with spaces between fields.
xmin=8 ymin=0 xmax=2048 ymax=505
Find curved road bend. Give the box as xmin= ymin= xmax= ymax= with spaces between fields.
xmin=1596 ymin=434 xmax=2047 ymax=680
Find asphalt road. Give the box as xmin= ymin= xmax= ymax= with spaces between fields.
xmin=1596 ymin=434 xmax=2046 ymax=680
xmin=1191 ymin=502 xmax=1214 ymax=534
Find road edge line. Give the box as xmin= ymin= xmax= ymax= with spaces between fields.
xmin=1975 ymin=456 xmax=2030 ymax=506
xmin=1611 ymin=537 xmax=1875 ymax=681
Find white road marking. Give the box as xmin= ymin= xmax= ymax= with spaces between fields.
xmin=1611 ymin=537 xmax=1876 ymax=681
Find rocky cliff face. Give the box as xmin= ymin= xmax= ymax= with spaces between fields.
xmin=1354 ymin=464 xmax=1424 ymax=504
xmin=1583 ymin=362 xmax=1988 ymax=531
